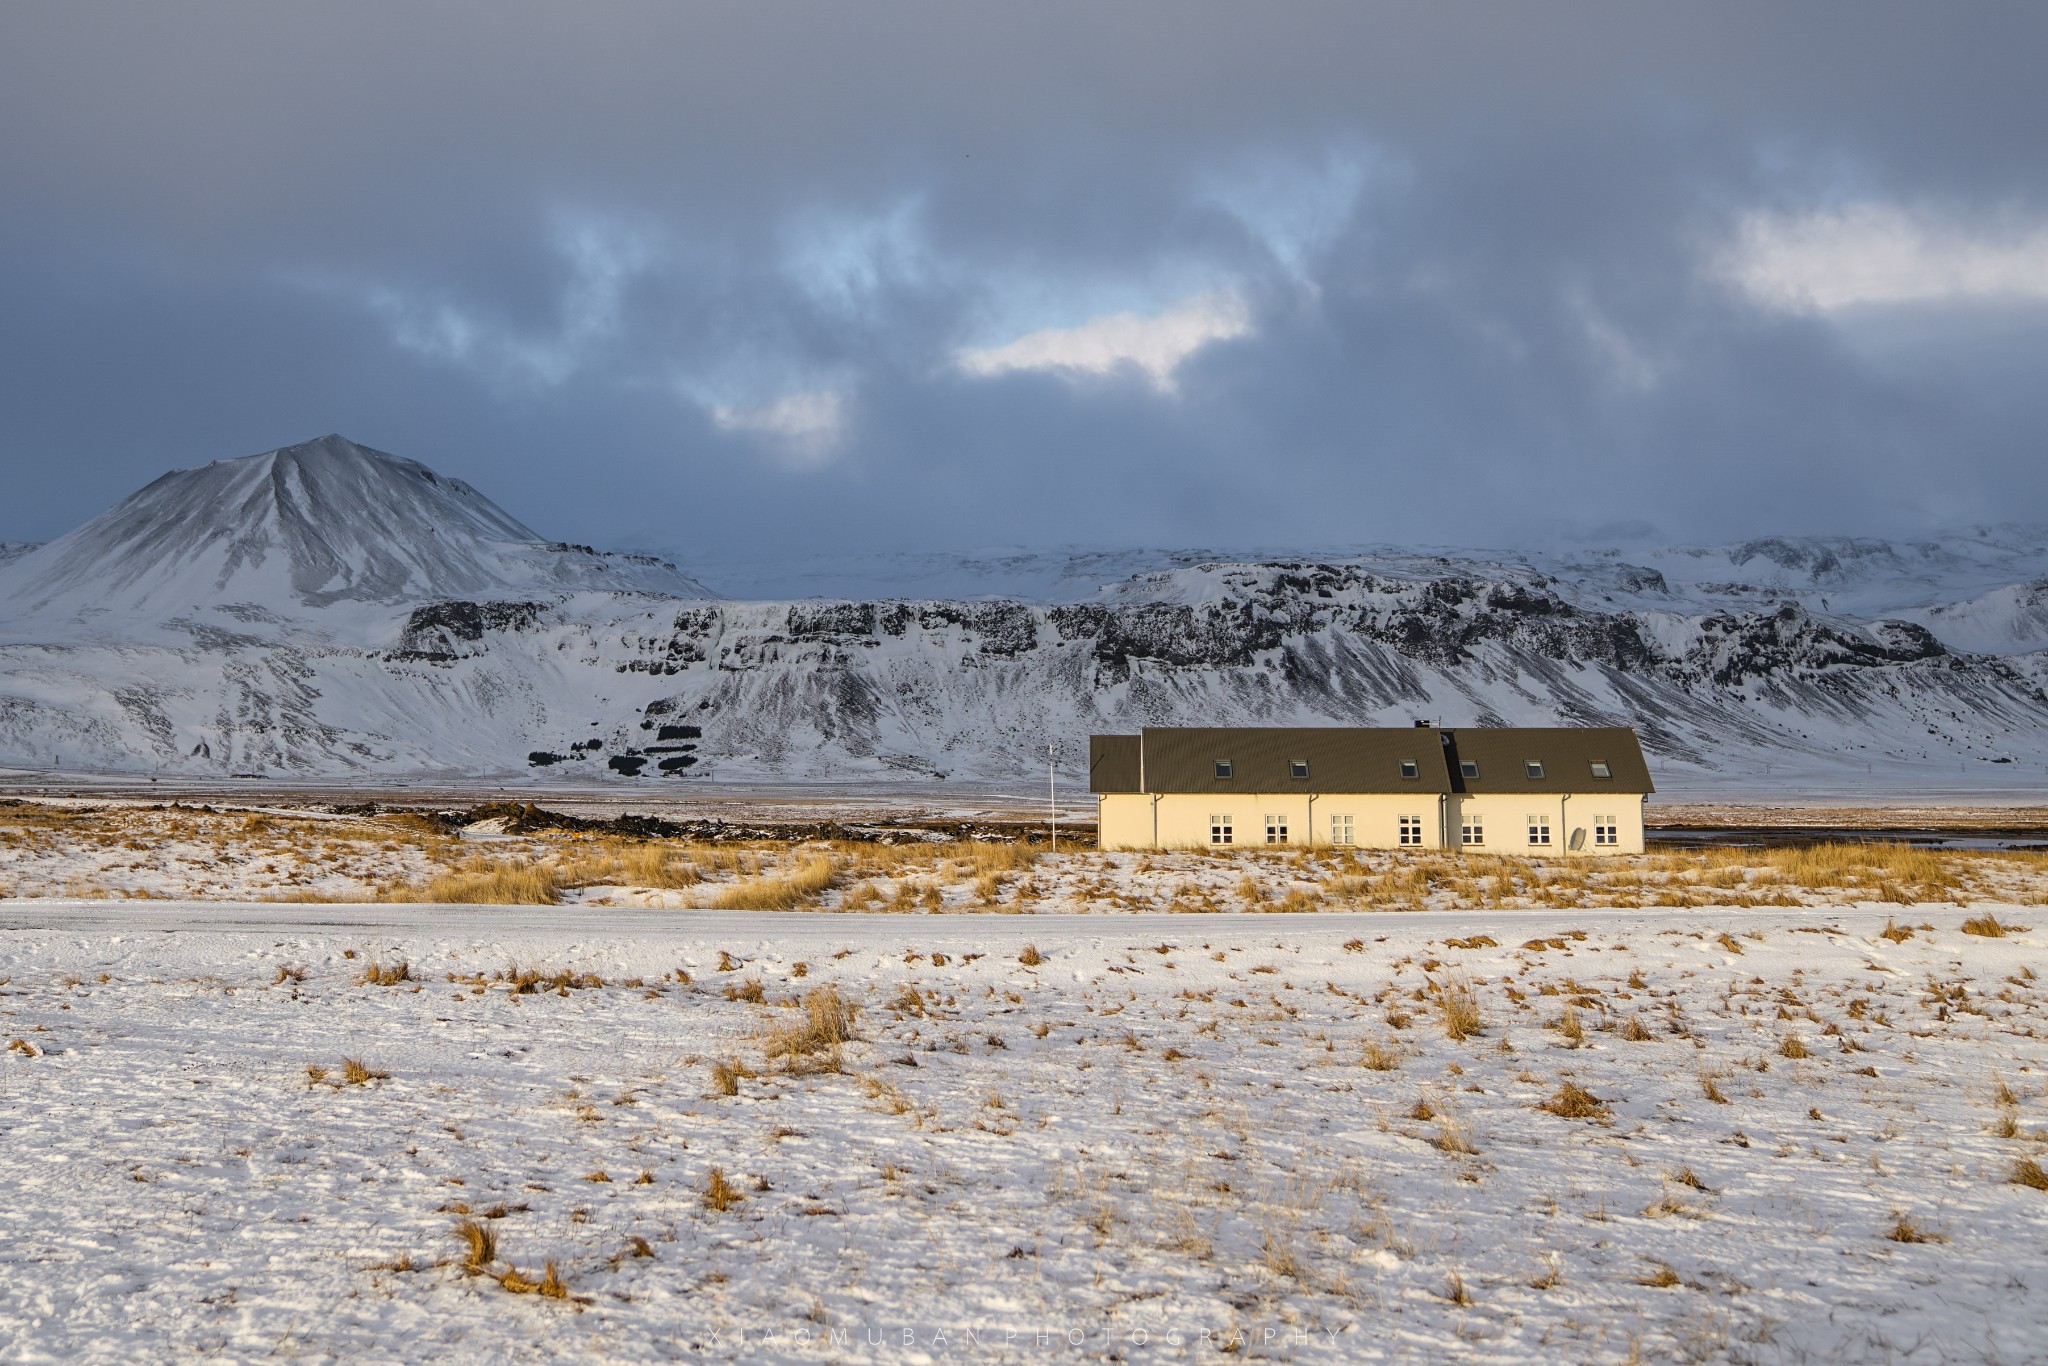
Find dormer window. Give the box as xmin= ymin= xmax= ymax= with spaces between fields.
xmin=1399 ymin=760 xmax=1419 ymax=779
xmin=1525 ymin=761 xmax=1545 ymax=780
xmin=1290 ymin=760 xmax=1309 ymax=779
xmin=1460 ymin=760 xmax=1479 ymax=779
xmin=1590 ymin=761 xmax=1612 ymax=780
xmin=1214 ymin=760 xmax=1232 ymax=779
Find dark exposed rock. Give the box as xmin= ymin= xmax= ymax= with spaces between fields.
xmin=393 ymin=600 xmax=545 ymax=660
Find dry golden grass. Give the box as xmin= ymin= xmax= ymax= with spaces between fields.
xmin=454 ymin=1219 xmax=497 ymax=1274
xmin=1961 ymin=913 xmax=2027 ymax=938
xmin=1538 ymin=1080 xmax=1610 ymax=1120
xmin=498 ymin=1258 xmax=580 ymax=1301
xmin=709 ymin=1058 xmax=754 ymax=1096
xmin=617 ymin=842 xmax=701 ymax=888
xmin=1431 ymin=1113 xmax=1477 ymax=1156
xmin=702 ymin=1166 xmax=745 ymax=1211
xmin=1552 ymin=1004 xmax=1583 ymax=1048
xmin=1879 ymin=918 xmax=1915 ymax=944
xmin=358 ymin=959 xmax=410 ymax=987
xmin=1779 ymin=1035 xmax=1812 ymax=1060
xmin=1436 ymin=978 xmax=1484 ymax=1041
xmin=1883 ymin=1211 xmax=1947 ymax=1244
xmin=396 ymin=859 xmax=561 ymax=905
xmin=1018 ymin=943 xmax=1043 ymax=967
xmin=1360 ymin=1038 xmax=1399 ymax=1071
xmin=341 ymin=1057 xmax=389 ymax=1085
xmin=2012 ymin=1158 xmax=2048 ymax=1191
xmin=710 ymin=855 xmax=839 ymax=911
xmin=764 ymin=985 xmax=857 ymax=1070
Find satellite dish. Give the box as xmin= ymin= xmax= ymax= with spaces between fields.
xmin=1569 ymin=827 xmax=1586 ymax=851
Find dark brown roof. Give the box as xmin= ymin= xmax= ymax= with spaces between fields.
xmin=1086 ymin=726 xmax=1653 ymax=794
xmin=1089 ymin=735 xmax=1141 ymax=794
xmin=1445 ymin=727 xmax=1654 ymax=794
xmin=1095 ymin=727 xmax=1454 ymax=794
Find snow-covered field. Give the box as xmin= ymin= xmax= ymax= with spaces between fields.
xmin=3 ymin=902 xmax=2045 ymax=1362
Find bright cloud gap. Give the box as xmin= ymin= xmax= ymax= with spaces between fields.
xmin=953 ymin=292 xmax=1252 ymax=392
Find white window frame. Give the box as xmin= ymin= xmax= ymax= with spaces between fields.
xmin=1594 ymin=816 xmax=1618 ymax=847
xmin=1461 ymin=816 xmax=1485 ymax=847
xmin=1330 ymin=813 xmax=1354 ymax=846
xmin=1264 ymin=814 xmax=1289 ymax=845
xmin=1210 ymin=815 xmax=1233 ymax=846
xmin=1398 ymin=815 xmax=1425 ymax=847
xmin=1527 ymin=814 xmax=1552 ymax=847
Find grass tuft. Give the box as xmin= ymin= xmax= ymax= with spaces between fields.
xmin=703 ymin=1166 xmax=745 ymax=1211
xmin=1538 ymin=1080 xmax=1610 ymax=1120
xmin=1436 ymin=978 xmax=1484 ymax=1042
xmin=1883 ymin=1211 xmax=1947 ymax=1244
xmin=709 ymin=1058 xmax=754 ymax=1097
xmin=454 ymin=1219 xmax=497 ymax=1274
xmin=1961 ymin=914 xmax=2027 ymax=938
xmin=764 ymin=985 xmax=857 ymax=1068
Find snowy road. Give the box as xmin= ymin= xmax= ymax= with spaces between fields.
xmin=0 ymin=898 xmax=1872 ymax=939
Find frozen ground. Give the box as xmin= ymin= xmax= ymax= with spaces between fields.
xmin=2 ymin=903 xmax=2045 ymax=1363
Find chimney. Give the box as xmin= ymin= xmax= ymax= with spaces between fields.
xmin=1413 ymin=718 xmax=1433 ymax=728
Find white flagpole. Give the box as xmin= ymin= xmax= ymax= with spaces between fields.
xmin=1048 ymin=742 xmax=1057 ymax=853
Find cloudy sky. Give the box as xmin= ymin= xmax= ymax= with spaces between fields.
xmin=3 ymin=4 xmax=2045 ymax=564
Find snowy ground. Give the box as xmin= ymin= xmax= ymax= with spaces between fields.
xmin=3 ymin=903 xmax=2045 ymax=1363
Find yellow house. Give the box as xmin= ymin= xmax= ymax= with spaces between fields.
xmin=1089 ymin=724 xmax=1653 ymax=854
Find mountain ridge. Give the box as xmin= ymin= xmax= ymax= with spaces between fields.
xmin=1 ymin=438 xmax=2046 ymax=791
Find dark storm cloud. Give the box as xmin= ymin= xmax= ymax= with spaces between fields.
xmin=2 ymin=3 xmax=2045 ymax=561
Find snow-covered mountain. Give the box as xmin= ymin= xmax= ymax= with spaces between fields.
xmin=0 ymin=434 xmax=709 ymax=641
xmin=3 ymin=436 xmax=2047 ymax=794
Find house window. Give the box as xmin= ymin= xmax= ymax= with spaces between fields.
xmin=1461 ymin=816 xmax=1485 ymax=846
xmin=1460 ymin=760 xmax=1479 ymax=779
xmin=1210 ymin=815 xmax=1233 ymax=845
xmin=1590 ymin=761 xmax=1612 ymax=780
xmin=1594 ymin=816 xmax=1618 ymax=847
xmin=1265 ymin=814 xmax=1289 ymax=844
xmin=1214 ymin=760 xmax=1232 ymax=780
xmin=1290 ymin=760 xmax=1309 ymax=779
xmin=1525 ymin=761 xmax=1544 ymax=780
xmin=1527 ymin=814 xmax=1552 ymax=847
xmin=1399 ymin=760 xmax=1419 ymax=779
xmin=1330 ymin=813 xmax=1354 ymax=845
xmin=1398 ymin=815 xmax=1425 ymax=847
